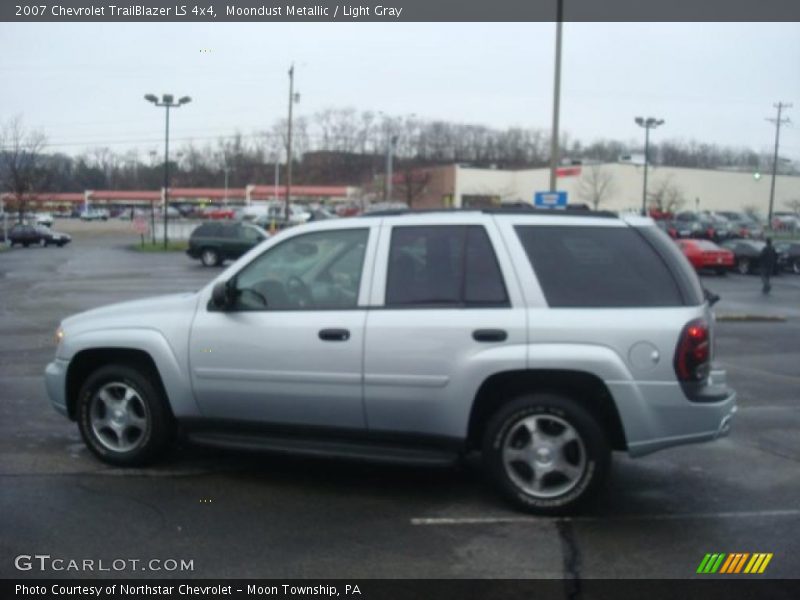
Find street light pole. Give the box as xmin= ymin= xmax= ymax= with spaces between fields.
xmin=144 ymin=93 xmax=191 ymax=249
xmin=548 ymin=0 xmax=564 ymax=192
xmin=635 ymin=116 xmax=665 ymax=216
xmin=163 ymin=103 xmax=170 ymax=249
xmin=285 ymin=64 xmax=298 ymax=224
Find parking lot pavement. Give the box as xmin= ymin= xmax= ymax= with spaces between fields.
xmin=1 ymin=233 xmax=799 ymax=579
xmin=700 ymin=271 xmax=800 ymax=320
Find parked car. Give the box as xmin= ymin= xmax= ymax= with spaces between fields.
xmin=774 ymin=241 xmax=800 ymax=274
xmin=45 ymin=209 xmax=736 ymax=514
xmin=186 ymin=221 xmax=268 ymax=267
xmin=8 ymin=223 xmax=72 ymax=247
xmin=204 ymin=207 xmax=236 ymax=220
xmin=654 ymin=219 xmax=678 ymax=239
xmin=720 ymin=238 xmax=784 ymax=275
xmin=675 ymin=239 xmax=734 ymax=275
xmin=771 ymin=212 xmax=800 ymax=232
xmin=673 ymin=212 xmax=730 ymax=242
xmin=81 ymin=209 xmax=109 ymax=221
xmin=239 ymin=202 xmax=311 ymax=224
xmin=714 ymin=212 xmax=764 ymax=239
xmin=34 ymin=212 xmax=54 ymax=227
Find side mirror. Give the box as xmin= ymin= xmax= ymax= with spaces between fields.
xmin=704 ymin=288 xmax=720 ymax=307
xmin=211 ymin=280 xmax=235 ymax=310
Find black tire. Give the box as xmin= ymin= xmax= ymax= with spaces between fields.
xmin=736 ymin=258 xmax=750 ymax=275
xmin=715 ymin=268 xmax=727 ymax=276
xmin=22 ymin=242 xmax=29 ymax=248
xmin=483 ymin=393 xmax=610 ymax=515
xmin=200 ymin=247 xmax=221 ymax=267
xmin=57 ymin=242 xmax=65 ymax=248
xmin=76 ymin=364 xmax=173 ymax=466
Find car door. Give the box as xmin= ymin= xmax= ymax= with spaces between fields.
xmin=362 ymin=217 xmax=527 ymax=439
xmin=189 ymin=225 xmax=376 ymax=429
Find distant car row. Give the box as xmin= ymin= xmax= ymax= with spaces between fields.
xmin=656 ymin=210 xmax=765 ymax=242
xmin=676 ymin=238 xmax=799 ymax=275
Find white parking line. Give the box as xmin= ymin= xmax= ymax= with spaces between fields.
xmin=411 ymin=508 xmax=800 ymax=526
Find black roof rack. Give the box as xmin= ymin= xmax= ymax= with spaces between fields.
xmin=361 ymin=206 xmax=618 ymax=218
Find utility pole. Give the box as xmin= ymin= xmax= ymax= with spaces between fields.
xmin=386 ymin=135 xmax=398 ymax=202
xmin=766 ymin=102 xmax=792 ymax=229
xmin=223 ymin=166 xmax=231 ymax=206
xmin=548 ymin=0 xmax=564 ymax=192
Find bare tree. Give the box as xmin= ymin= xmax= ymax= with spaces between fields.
xmin=577 ymin=164 xmax=615 ymax=210
xmin=783 ymin=198 xmax=800 ymax=214
xmin=395 ymin=164 xmax=431 ymax=208
xmin=741 ymin=204 xmax=761 ymax=222
xmin=0 ymin=117 xmax=48 ymax=222
xmin=647 ymin=176 xmax=686 ymax=214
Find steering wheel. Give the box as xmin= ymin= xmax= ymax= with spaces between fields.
xmin=286 ymin=275 xmax=313 ymax=308
xmin=239 ymin=287 xmax=268 ymax=308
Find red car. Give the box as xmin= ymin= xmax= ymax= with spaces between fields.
xmin=205 ymin=208 xmax=236 ymax=220
xmin=676 ymin=239 xmax=734 ymax=275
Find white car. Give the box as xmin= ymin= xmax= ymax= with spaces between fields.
xmin=81 ymin=209 xmax=109 ymax=221
xmin=35 ymin=212 xmax=54 ymax=227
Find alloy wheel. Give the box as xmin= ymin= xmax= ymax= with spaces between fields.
xmin=89 ymin=382 xmax=150 ymax=453
xmin=502 ymin=414 xmax=587 ymax=499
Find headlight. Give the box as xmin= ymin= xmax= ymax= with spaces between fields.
xmin=55 ymin=326 xmax=65 ymax=345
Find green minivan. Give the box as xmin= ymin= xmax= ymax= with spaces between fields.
xmin=187 ymin=222 xmax=268 ymax=267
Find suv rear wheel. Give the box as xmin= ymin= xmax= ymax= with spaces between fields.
xmin=483 ymin=393 xmax=610 ymax=514
xmin=200 ymin=247 xmax=220 ymax=267
xmin=76 ymin=364 xmax=173 ymax=466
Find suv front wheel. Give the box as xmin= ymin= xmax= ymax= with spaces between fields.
xmin=483 ymin=393 xmax=610 ymax=514
xmin=77 ymin=364 xmax=173 ymax=466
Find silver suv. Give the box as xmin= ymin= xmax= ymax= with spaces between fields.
xmin=45 ymin=209 xmax=736 ymax=514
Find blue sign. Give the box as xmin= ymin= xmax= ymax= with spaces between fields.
xmin=534 ymin=191 xmax=568 ymax=208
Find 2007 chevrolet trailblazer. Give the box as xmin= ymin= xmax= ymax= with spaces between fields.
xmin=45 ymin=209 xmax=736 ymax=513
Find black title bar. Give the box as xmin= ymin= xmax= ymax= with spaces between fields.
xmin=4 ymin=0 xmax=800 ymax=22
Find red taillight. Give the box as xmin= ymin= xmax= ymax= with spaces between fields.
xmin=675 ymin=319 xmax=711 ymax=382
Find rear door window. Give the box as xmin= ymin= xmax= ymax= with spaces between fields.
xmin=515 ymin=225 xmax=686 ymax=307
xmin=386 ymin=225 xmax=508 ymax=307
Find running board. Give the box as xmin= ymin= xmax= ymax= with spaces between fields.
xmin=184 ymin=429 xmax=460 ymax=467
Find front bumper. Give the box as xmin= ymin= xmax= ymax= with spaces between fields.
xmin=44 ymin=358 xmax=70 ymax=418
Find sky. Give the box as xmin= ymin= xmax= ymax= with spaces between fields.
xmin=1 ymin=22 xmax=798 ymax=161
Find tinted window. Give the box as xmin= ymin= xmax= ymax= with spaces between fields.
xmin=194 ymin=223 xmax=220 ymax=237
xmin=386 ymin=225 xmax=508 ymax=307
xmin=238 ymin=226 xmax=263 ymax=243
xmin=464 ymin=226 xmax=508 ymax=305
xmin=515 ymin=225 xmax=686 ymax=307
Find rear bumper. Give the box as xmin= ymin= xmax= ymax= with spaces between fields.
xmin=44 ymin=358 xmax=70 ymax=418
xmin=610 ymin=369 xmax=737 ymax=457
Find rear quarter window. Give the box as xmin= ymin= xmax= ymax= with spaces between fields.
xmin=515 ymin=225 xmax=690 ymax=307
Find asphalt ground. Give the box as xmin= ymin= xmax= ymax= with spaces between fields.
xmin=1 ymin=223 xmax=799 ymax=579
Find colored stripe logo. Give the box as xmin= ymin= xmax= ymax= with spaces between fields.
xmin=697 ymin=553 xmax=773 ymax=574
